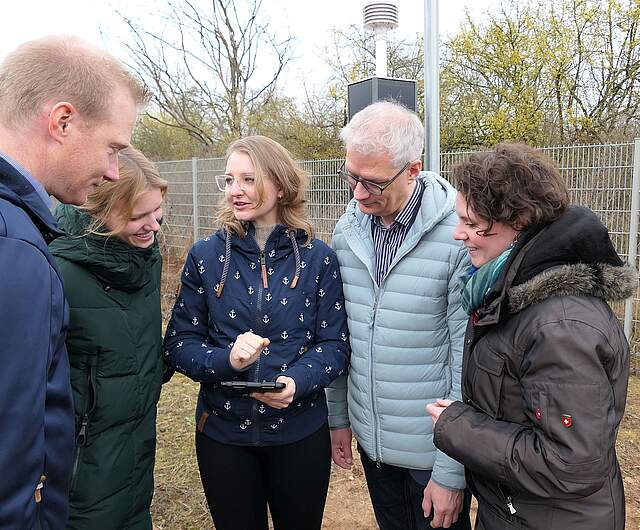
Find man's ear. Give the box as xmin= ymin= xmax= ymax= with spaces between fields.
xmin=408 ymin=159 xmax=422 ymax=178
xmin=47 ymin=102 xmax=78 ymax=143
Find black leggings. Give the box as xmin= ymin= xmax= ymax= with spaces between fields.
xmin=195 ymin=423 xmax=331 ymax=530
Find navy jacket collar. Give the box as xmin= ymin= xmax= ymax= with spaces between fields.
xmin=0 ymin=157 xmax=63 ymax=242
xmin=234 ymin=223 xmax=307 ymax=253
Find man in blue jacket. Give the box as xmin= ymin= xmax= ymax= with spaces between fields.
xmin=327 ymin=101 xmax=471 ymax=530
xmin=0 ymin=36 xmax=145 ymax=529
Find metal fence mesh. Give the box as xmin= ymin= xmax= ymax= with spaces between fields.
xmin=156 ymin=142 xmax=640 ymax=358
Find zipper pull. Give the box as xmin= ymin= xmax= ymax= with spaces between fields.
xmin=506 ymin=496 xmax=517 ymax=515
xmin=76 ymin=416 xmax=89 ymax=446
xmin=260 ymin=252 xmax=268 ymax=289
xmin=34 ymin=475 xmax=46 ymax=503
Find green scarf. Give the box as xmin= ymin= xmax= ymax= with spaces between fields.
xmin=458 ymin=247 xmax=512 ymax=315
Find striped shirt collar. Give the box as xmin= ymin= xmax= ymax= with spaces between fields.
xmin=372 ymin=178 xmax=425 ymax=230
xmin=370 ymin=179 xmax=426 ymax=286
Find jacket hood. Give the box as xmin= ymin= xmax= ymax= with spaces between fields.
xmin=0 ymin=157 xmax=63 ymax=242
xmin=480 ymin=205 xmax=637 ymax=317
xmin=513 ymin=205 xmax=624 ymax=284
xmin=211 ymin=223 xmax=307 ymax=297
xmin=508 ymin=261 xmax=637 ymax=313
xmin=218 ymin=222 xmax=308 ymax=255
xmin=343 ymin=171 xmax=456 ymax=237
xmin=50 ymin=204 xmax=160 ymax=292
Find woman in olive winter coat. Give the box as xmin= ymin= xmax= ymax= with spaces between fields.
xmin=50 ymin=147 xmax=168 ymax=530
xmin=427 ymin=143 xmax=635 ymax=530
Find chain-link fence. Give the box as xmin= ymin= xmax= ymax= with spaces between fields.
xmin=156 ymin=141 xmax=640 ymax=359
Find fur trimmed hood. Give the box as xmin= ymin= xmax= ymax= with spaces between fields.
xmin=477 ymin=206 xmax=638 ymax=321
xmin=508 ymin=261 xmax=638 ymax=313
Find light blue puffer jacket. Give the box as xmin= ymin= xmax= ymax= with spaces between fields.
xmin=327 ymin=172 xmax=470 ymax=490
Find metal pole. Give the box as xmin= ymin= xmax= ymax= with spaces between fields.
xmin=192 ymin=157 xmax=199 ymax=243
xmin=374 ymin=28 xmax=388 ymax=77
xmin=424 ymin=0 xmax=440 ymax=173
xmin=624 ymin=139 xmax=640 ymax=340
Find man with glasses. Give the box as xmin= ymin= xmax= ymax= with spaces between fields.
xmin=327 ymin=101 xmax=471 ymax=530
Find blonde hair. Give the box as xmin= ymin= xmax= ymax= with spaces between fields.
xmin=83 ymin=147 xmax=168 ymax=236
xmin=216 ymin=136 xmax=313 ymax=242
xmin=0 ymin=35 xmax=147 ymax=128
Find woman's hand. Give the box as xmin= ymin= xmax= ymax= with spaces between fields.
xmin=229 ymin=332 xmax=269 ymax=371
xmin=426 ymin=399 xmax=454 ymax=425
xmin=251 ymin=376 xmax=296 ymax=409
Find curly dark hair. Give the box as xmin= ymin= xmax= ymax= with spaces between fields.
xmin=451 ymin=142 xmax=569 ymax=233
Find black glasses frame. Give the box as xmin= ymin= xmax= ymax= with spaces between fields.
xmin=337 ymin=161 xmax=411 ymax=196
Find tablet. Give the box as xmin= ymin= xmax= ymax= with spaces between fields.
xmin=220 ymin=381 xmax=285 ymax=392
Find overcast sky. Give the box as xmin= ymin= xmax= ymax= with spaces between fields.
xmin=0 ymin=0 xmax=497 ymax=98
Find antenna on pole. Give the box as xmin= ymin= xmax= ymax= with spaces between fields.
xmin=363 ymin=2 xmax=399 ymax=77
xmin=347 ymin=1 xmax=415 ymax=122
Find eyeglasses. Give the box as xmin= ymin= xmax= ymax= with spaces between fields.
xmin=337 ymin=161 xmax=410 ymax=196
xmin=215 ymin=174 xmax=256 ymax=193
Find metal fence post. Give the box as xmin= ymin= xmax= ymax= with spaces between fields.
xmin=192 ymin=157 xmax=199 ymax=243
xmin=624 ymin=139 xmax=640 ymax=341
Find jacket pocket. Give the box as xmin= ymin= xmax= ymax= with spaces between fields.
xmin=476 ymin=498 xmax=524 ymax=529
xmin=535 ymin=383 xmax=605 ymax=468
xmin=70 ymin=355 xmax=98 ymax=497
xmin=467 ymin=347 xmax=505 ymax=419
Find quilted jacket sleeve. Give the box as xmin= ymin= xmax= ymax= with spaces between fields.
xmin=325 ymin=226 xmax=350 ymax=429
xmin=326 ymin=374 xmax=350 ymax=429
xmin=285 ymin=249 xmax=350 ymax=400
xmin=431 ymin=243 xmax=470 ymax=491
xmin=164 ymin=248 xmax=240 ymax=383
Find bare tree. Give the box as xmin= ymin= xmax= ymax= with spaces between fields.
xmin=323 ymin=25 xmax=424 ymax=113
xmin=441 ymin=0 xmax=640 ymax=147
xmin=551 ymin=0 xmax=640 ymax=142
xmin=117 ymin=0 xmax=294 ymax=152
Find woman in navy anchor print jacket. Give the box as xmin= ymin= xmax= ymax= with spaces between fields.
xmin=164 ymin=136 xmax=349 ymax=530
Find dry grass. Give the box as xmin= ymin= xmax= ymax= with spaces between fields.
xmin=619 ymin=374 xmax=640 ymax=528
xmin=151 ymin=375 xmax=210 ymax=530
xmin=151 ymin=373 xmax=640 ymax=529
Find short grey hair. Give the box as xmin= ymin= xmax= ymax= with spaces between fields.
xmin=340 ymin=101 xmax=424 ymax=169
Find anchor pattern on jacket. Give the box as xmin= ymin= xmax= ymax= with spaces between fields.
xmin=164 ymin=227 xmax=350 ymax=442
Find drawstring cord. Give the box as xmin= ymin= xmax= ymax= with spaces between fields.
xmin=215 ymin=227 xmax=302 ymax=297
xmin=288 ymin=229 xmax=301 ymax=289
xmin=215 ymin=230 xmax=232 ymax=297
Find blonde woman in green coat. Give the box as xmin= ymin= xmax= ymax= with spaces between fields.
xmin=50 ymin=147 xmax=168 ymax=530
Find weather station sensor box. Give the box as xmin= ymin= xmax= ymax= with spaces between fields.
xmin=347 ymin=2 xmax=416 ymax=120
xmin=347 ymin=76 xmax=417 ymax=120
